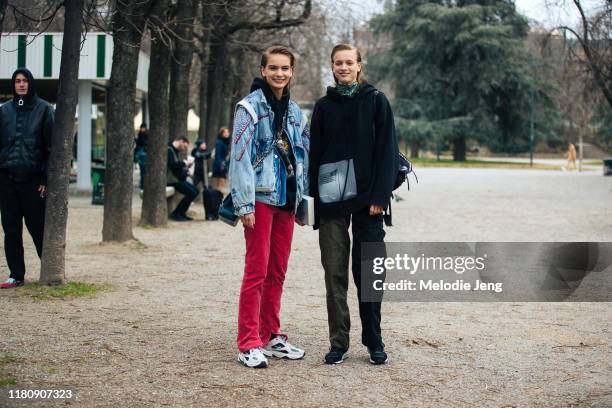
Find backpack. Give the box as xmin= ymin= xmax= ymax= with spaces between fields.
xmin=372 ymin=90 xmax=418 ymax=227
xmin=394 ymin=152 xmax=418 ymax=191
xmin=372 ymin=91 xmax=418 ymax=192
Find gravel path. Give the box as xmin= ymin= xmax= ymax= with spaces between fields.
xmin=1 ymin=167 xmax=611 ymax=407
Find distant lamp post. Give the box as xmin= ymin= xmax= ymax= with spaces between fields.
xmin=529 ymin=85 xmax=534 ymax=168
xmin=528 ymin=56 xmax=536 ymax=168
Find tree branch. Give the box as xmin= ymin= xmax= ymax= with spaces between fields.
xmin=227 ymin=0 xmax=311 ymax=35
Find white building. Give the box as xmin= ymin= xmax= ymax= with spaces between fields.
xmin=0 ymin=32 xmax=150 ymax=192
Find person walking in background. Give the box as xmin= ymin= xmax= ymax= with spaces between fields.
xmin=309 ymin=44 xmax=399 ymax=365
xmin=0 ymin=68 xmax=54 ymax=289
xmin=212 ymin=127 xmax=231 ymax=192
xmin=229 ymin=45 xmax=310 ymax=368
xmin=167 ymin=136 xmax=198 ymax=222
xmin=564 ymin=143 xmax=577 ymax=171
xmin=191 ymin=139 xmax=212 ymax=189
xmin=134 ymin=123 xmax=148 ymax=190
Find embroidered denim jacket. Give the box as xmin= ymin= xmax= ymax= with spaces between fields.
xmin=229 ymin=89 xmax=310 ymax=216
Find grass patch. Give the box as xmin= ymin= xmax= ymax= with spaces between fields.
xmin=411 ymin=157 xmax=561 ymax=170
xmin=21 ymin=281 xmax=112 ymax=300
xmin=0 ymin=377 xmax=16 ymax=387
xmin=0 ymin=356 xmax=18 ymax=365
xmin=0 ymin=355 xmax=18 ymax=387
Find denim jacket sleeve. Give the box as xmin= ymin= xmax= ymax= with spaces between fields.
xmin=229 ymin=104 xmax=257 ymax=216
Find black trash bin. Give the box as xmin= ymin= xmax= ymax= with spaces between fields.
xmin=604 ymin=158 xmax=612 ymax=176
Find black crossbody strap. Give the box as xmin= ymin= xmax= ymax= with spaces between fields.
xmin=252 ymin=111 xmax=287 ymax=170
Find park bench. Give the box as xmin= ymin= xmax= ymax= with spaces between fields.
xmin=604 ymin=158 xmax=612 ymax=176
xmin=139 ymin=186 xmax=183 ymax=215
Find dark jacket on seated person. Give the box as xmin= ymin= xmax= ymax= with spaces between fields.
xmin=167 ymin=143 xmax=188 ymax=184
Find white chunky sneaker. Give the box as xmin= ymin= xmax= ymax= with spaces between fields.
xmin=238 ymin=348 xmax=268 ymax=368
xmin=263 ymin=335 xmax=305 ymax=360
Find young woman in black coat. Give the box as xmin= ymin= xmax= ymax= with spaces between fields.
xmin=309 ymin=44 xmax=399 ymax=365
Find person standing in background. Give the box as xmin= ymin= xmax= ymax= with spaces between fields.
xmin=212 ymin=127 xmax=231 ymax=192
xmin=565 ymin=143 xmax=577 ymax=171
xmin=191 ymin=139 xmax=212 ymax=189
xmin=0 ymin=68 xmax=54 ymax=289
xmin=134 ymin=123 xmax=148 ymax=190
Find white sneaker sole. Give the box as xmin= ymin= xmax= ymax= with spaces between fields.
xmin=238 ymin=356 xmax=268 ymax=369
xmin=262 ymin=349 xmax=305 ymax=360
xmin=369 ymin=356 xmax=389 ymax=365
xmin=325 ymin=352 xmax=348 ymax=364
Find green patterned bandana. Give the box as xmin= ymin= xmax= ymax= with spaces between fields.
xmin=336 ymin=82 xmax=360 ymax=97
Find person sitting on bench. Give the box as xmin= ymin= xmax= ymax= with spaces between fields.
xmin=167 ymin=136 xmax=198 ymax=221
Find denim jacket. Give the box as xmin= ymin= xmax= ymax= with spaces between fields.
xmin=229 ymin=89 xmax=310 ymax=216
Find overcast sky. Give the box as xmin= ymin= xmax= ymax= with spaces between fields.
xmin=515 ymin=0 xmax=602 ymax=27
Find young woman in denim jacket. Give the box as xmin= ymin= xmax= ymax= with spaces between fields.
xmin=229 ymin=45 xmax=310 ymax=368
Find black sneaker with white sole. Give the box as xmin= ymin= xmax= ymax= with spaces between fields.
xmin=324 ymin=347 xmax=348 ymax=364
xmin=368 ymin=347 xmax=388 ymax=365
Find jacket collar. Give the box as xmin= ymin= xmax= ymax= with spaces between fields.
xmin=247 ymin=89 xmax=298 ymax=122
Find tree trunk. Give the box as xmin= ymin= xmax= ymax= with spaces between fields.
xmin=141 ymin=0 xmax=170 ymax=227
xmin=103 ymin=2 xmax=151 ymax=242
xmin=197 ymin=3 xmax=214 ymax=143
xmin=453 ymin=135 xmax=466 ymax=161
xmin=0 ymin=0 xmax=8 ymax=49
xmin=40 ymin=0 xmax=83 ymax=285
xmin=410 ymin=139 xmax=419 ymax=158
xmin=168 ymin=0 xmax=195 ymax=142
xmin=228 ymin=52 xmax=249 ymax=130
xmin=205 ymin=38 xmax=230 ymax=148
xmin=204 ymin=6 xmax=233 ymax=147
xmin=197 ymin=43 xmax=209 ymax=142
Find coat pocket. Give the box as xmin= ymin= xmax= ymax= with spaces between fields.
xmin=254 ymin=153 xmax=275 ymax=192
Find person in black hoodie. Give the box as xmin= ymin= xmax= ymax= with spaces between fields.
xmin=191 ymin=138 xmax=211 ymax=189
xmin=309 ymin=44 xmax=399 ymax=364
xmin=134 ymin=123 xmax=148 ymax=190
xmin=0 ymin=68 xmax=54 ymax=289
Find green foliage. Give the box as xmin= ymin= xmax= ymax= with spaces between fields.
xmin=370 ymin=0 xmax=559 ymax=157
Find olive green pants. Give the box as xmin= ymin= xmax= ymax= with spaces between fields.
xmin=319 ymin=208 xmax=385 ymax=350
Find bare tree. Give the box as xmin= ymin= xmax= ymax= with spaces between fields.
xmin=548 ymin=0 xmax=612 ymax=107
xmin=201 ymin=0 xmax=312 ymax=148
xmin=168 ymin=0 xmax=196 ymax=141
xmin=0 ymin=0 xmax=8 ymax=49
xmin=40 ymin=0 xmax=84 ymax=284
xmin=141 ymin=0 xmax=171 ymax=227
xmin=196 ymin=3 xmax=212 ymax=143
xmin=102 ymin=0 xmax=157 ymax=242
